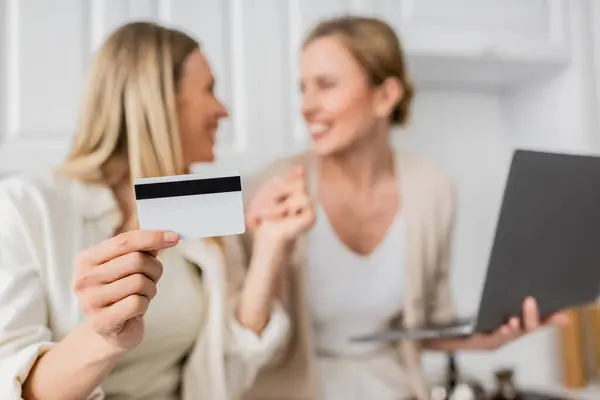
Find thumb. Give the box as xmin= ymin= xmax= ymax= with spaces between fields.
xmin=547 ymin=311 xmax=570 ymax=326
xmin=245 ymin=213 xmax=260 ymax=230
xmin=286 ymin=166 xmax=305 ymax=181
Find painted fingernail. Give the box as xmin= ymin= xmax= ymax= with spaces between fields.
xmin=163 ymin=232 xmax=179 ymax=243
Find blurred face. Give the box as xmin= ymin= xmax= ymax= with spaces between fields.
xmin=177 ymin=49 xmax=229 ymax=163
xmin=300 ymin=36 xmax=401 ymax=156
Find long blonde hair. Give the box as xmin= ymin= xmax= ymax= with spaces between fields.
xmin=57 ymin=21 xmax=200 ymax=229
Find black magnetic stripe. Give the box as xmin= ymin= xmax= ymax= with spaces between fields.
xmin=134 ymin=176 xmax=241 ymax=200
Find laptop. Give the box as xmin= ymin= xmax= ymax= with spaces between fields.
xmin=351 ymin=149 xmax=600 ymax=342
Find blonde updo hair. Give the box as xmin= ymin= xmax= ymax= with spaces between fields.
xmin=303 ymin=15 xmax=414 ymax=126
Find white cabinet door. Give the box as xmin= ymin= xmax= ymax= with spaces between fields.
xmin=0 ymin=0 xmax=91 ymax=175
xmin=401 ymin=0 xmax=569 ymax=59
xmin=0 ymin=0 xmax=152 ymax=176
xmin=0 ymin=0 xmax=304 ymax=176
xmin=294 ymin=0 xmax=571 ymax=89
xmin=396 ymin=0 xmax=571 ymax=88
xmin=0 ymin=0 xmax=574 ymax=176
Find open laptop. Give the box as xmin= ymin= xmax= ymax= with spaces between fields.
xmin=351 ymin=149 xmax=600 ymax=342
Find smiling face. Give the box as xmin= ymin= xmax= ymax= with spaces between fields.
xmin=177 ymin=49 xmax=229 ymax=163
xmin=300 ymin=36 xmax=381 ymax=156
xmin=299 ymin=16 xmax=414 ymax=157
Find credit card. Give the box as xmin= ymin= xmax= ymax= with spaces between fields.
xmin=134 ymin=171 xmax=245 ymax=238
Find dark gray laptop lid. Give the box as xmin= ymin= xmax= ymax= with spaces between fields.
xmin=474 ymin=149 xmax=600 ymax=333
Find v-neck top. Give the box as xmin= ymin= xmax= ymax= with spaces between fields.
xmin=238 ymin=149 xmax=457 ymax=400
xmin=306 ymin=204 xmax=405 ymax=357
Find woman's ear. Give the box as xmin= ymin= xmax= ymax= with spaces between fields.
xmin=373 ymin=76 xmax=404 ymax=120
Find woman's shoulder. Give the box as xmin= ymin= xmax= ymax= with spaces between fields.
xmin=0 ymin=170 xmax=79 ymax=211
xmin=0 ymin=172 xmax=85 ymax=265
xmin=396 ymin=148 xmax=454 ymax=198
xmin=396 ymin=149 xmax=456 ymax=230
xmin=0 ymin=170 xmax=111 ymax=228
xmin=1 ymin=171 xmax=61 ymax=213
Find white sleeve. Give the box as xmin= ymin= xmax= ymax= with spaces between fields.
xmin=179 ymin=265 xmax=290 ymax=400
xmin=223 ymin=298 xmax=291 ymax=395
xmin=220 ymin=234 xmax=291 ymax=398
xmin=0 ymin=180 xmax=104 ymax=399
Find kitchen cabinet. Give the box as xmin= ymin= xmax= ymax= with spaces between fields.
xmin=0 ymin=0 xmax=574 ymax=175
xmin=365 ymin=0 xmax=571 ymax=89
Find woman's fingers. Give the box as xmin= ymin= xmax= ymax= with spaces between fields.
xmin=284 ymin=191 xmax=311 ymax=216
xmin=90 ymin=295 xmax=150 ymax=337
xmin=256 ymin=178 xmax=286 ymax=202
xmin=73 ymin=251 xmax=163 ymax=291
xmin=263 ymin=203 xmax=291 ymax=219
xmin=247 ymin=170 xmax=309 ymax=227
xmin=246 ymin=178 xmax=287 ymax=226
xmin=545 ymin=311 xmax=569 ymax=326
xmin=269 ymin=179 xmax=306 ymax=204
xmin=76 ymin=230 xmax=179 ymax=267
xmin=81 ymin=273 xmax=158 ymax=313
xmin=72 ymin=230 xmax=174 ymax=350
xmin=286 ymin=166 xmax=305 ymax=181
xmin=508 ymin=316 xmax=521 ymax=331
xmin=522 ymin=296 xmax=541 ymax=331
xmin=74 ymin=248 xmax=164 ymax=319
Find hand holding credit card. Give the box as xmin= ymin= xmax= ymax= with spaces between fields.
xmin=134 ymin=171 xmax=245 ymax=238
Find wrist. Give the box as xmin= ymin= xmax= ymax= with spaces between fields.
xmin=79 ymin=321 xmax=128 ymax=363
xmin=253 ymin=231 xmax=293 ymax=259
xmin=237 ymin=273 xmax=276 ymax=334
xmin=21 ymin=320 xmax=126 ymax=399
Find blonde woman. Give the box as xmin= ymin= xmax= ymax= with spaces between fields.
xmin=237 ymin=16 xmax=568 ymax=400
xmin=0 ymin=22 xmax=313 ymax=399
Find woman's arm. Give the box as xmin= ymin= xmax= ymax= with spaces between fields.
xmin=203 ymin=167 xmax=311 ymax=398
xmin=0 ymin=263 xmax=114 ymax=400
xmin=235 ymin=166 xmax=313 ymax=334
xmin=21 ymin=322 xmax=124 ymax=399
xmin=0 ymin=177 xmax=180 ymax=399
xmin=0 ymin=182 xmax=110 ymax=399
xmin=19 ymin=230 xmax=179 ymax=400
xmin=235 ymin=232 xmax=290 ymax=334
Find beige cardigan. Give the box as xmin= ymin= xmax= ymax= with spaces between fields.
xmin=225 ymin=148 xmax=457 ymax=400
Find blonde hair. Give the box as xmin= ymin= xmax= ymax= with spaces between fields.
xmin=303 ymin=15 xmax=414 ymax=126
xmin=57 ymin=21 xmax=200 ymax=229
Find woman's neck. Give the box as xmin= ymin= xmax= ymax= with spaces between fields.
xmin=111 ymin=178 xmax=135 ymax=230
xmin=103 ymin=154 xmax=135 ymax=230
xmin=317 ymin=130 xmax=395 ymax=193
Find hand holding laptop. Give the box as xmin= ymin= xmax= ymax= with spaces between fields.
xmin=425 ymin=297 xmax=569 ymax=352
xmin=351 ymin=150 xmax=597 ymax=349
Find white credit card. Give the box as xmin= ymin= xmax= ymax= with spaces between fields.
xmin=134 ymin=171 xmax=245 ymax=238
